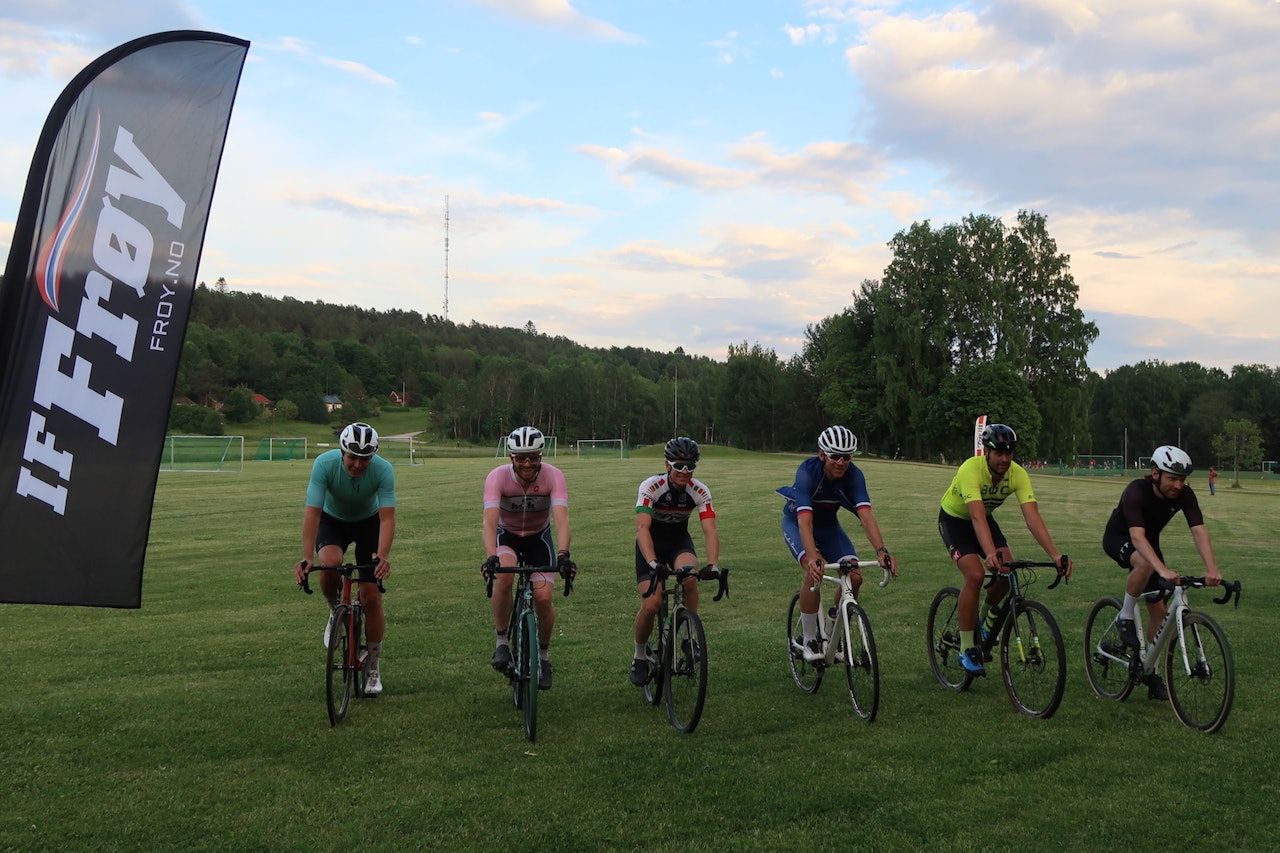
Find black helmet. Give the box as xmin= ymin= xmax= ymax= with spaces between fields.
xmin=664 ymin=436 xmax=700 ymax=462
xmin=981 ymin=423 xmax=1018 ymax=452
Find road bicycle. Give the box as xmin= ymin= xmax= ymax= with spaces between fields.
xmin=637 ymin=563 xmax=729 ymax=733
xmin=926 ymin=556 xmax=1068 ymax=719
xmin=299 ymin=560 xmax=383 ymax=726
xmin=484 ymin=561 xmax=574 ymax=742
xmin=786 ymin=558 xmax=891 ymax=721
xmin=1084 ymin=575 xmax=1241 ymax=733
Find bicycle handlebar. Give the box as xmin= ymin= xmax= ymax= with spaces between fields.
xmin=482 ymin=564 xmax=575 ymax=599
xmin=1148 ymin=575 xmax=1241 ymax=607
xmin=992 ymin=555 xmax=1070 ymax=590
xmin=298 ymin=559 xmax=384 ymax=595
xmin=809 ymin=558 xmax=892 ymax=593
xmin=641 ymin=563 xmax=730 ymax=601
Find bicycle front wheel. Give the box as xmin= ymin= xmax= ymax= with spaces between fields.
xmin=786 ymin=592 xmax=823 ymax=693
xmin=1165 ymin=610 xmax=1234 ymax=733
xmin=926 ymin=587 xmax=972 ymax=691
xmin=1000 ymin=598 xmax=1066 ymax=719
xmin=325 ymin=604 xmax=353 ymax=726
xmin=841 ymin=599 xmax=880 ymax=722
xmin=518 ymin=608 xmax=539 ymax=742
xmin=665 ymin=608 xmax=708 ymax=733
xmin=1083 ymin=596 xmax=1136 ymax=702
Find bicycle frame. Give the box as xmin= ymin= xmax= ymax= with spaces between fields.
xmin=300 ymin=561 xmax=383 ymax=726
xmin=484 ymin=563 xmax=570 ymax=742
xmin=640 ymin=564 xmax=728 ymax=733
xmin=785 ymin=558 xmax=887 ymax=721
xmin=1085 ymin=576 xmax=1241 ymax=732
xmin=926 ymin=557 xmax=1067 ymax=719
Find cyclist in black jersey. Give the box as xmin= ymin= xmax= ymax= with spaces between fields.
xmin=629 ymin=437 xmax=721 ymax=686
xmin=1102 ymin=445 xmax=1222 ymax=699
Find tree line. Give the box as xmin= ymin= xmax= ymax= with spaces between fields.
xmin=171 ymin=210 xmax=1279 ymax=470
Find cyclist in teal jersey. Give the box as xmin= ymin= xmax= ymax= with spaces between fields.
xmin=937 ymin=423 xmax=1071 ymax=677
xmin=293 ymin=423 xmax=396 ymax=695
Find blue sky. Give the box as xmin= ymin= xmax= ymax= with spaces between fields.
xmin=2 ymin=0 xmax=1279 ymax=372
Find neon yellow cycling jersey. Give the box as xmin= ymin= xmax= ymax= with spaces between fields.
xmin=940 ymin=454 xmax=1037 ymax=518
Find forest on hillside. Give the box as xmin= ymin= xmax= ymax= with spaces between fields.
xmin=171 ymin=210 xmax=1280 ymax=469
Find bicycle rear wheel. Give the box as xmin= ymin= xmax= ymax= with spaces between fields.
xmin=325 ymin=605 xmax=353 ymax=726
xmin=666 ymin=608 xmax=708 ymax=733
xmin=840 ymin=599 xmax=880 ymax=722
xmin=1000 ymin=598 xmax=1066 ymax=719
xmin=517 ymin=608 xmax=538 ymax=742
xmin=926 ymin=587 xmax=973 ymax=691
xmin=1083 ymin=596 xmax=1136 ymax=701
xmin=786 ymin=592 xmax=823 ymax=693
xmin=1165 ymin=610 xmax=1234 ymax=733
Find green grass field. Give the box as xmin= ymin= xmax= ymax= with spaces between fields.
xmin=3 ymin=449 xmax=1277 ymax=850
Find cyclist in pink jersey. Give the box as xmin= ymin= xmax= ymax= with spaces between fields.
xmin=481 ymin=426 xmax=574 ymax=690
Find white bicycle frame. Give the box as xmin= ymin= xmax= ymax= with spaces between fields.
xmin=1101 ymin=583 xmax=1204 ymax=680
xmin=798 ymin=559 xmax=891 ymax=667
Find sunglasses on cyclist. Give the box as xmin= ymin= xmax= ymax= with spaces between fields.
xmin=824 ymin=452 xmax=852 ymax=462
xmin=511 ymin=453 xmax=542 ymax=465
xmin=668 ymin=460 xmax=696 ymax=472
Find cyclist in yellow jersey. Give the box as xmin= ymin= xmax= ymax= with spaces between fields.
xmin=937 ymin=423 xmax=1072 ymax=676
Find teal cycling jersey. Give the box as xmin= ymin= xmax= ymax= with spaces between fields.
xmin=304 ymin=449 xmax=396 ymax=521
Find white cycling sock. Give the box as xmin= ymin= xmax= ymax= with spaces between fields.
xmin=1120 ymin=594 xmax=1139 ymax=620
xmin=801 ymin=611 xmax=820 ymax=643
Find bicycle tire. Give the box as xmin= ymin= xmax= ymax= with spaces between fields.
xmin=926 ymin=587 xmax=973 ymax=691
xmin=353 ymin=606 xmax=366 ymax=699
xmin=1083 ymin=596 xmax=1136 ymax=702
xmin=786 ymin=592 xmax=823 ymax=693
xmin=325 ymin=604 xmax=353 ymax=726
xmin=519 ymin=608 xmax=538 ymax=742
xmin=1000 ymin=598 xmax=1066 ymax=719
xmin=1165 ymin=610 xmax=1234 ymax=733
xmin=665 ymin=608 xmax=708 ymax=733
xmin=841 ymin=599 xmax=880 ymax=722
xmin=642 ymin=604 xmax=666 ymax=706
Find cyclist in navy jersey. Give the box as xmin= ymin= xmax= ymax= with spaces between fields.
xmin=293 ymin=422 xmax=396 ymax=696
xmin=779 ymin=426 xmax=897 ymax=662
xmin=629 ymin=437 xmax=721 ymax=686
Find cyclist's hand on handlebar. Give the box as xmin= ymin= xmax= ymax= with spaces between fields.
xmin=557 ymin=550 xmax=577 ymax=582
xmin=371 ymin=555 xmax=390 ymax=580
xmin=803 ymin=555 xmax=824 ymax=589
xmin=294 ymin=559 xmax=309 ymax=587
xmin=1054 ymin=553 xmax=1073 ymax=581
xmin=481 ymin=555 xmax=500 ymax=581
xmin=878 ymin=549 xmax=899 ymax=578
xmin=1204 ymin=567 xmax=1223 ymax=586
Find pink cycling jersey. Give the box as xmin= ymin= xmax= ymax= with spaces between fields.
xmin=482 ymin=462 xmax=569 ymax=536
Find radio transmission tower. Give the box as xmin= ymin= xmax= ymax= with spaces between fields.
xmin=443 ymin=195 xmax=450 ymax=321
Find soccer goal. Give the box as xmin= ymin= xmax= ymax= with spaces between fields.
xmin=380 ymin=435 xmax=425 ymax=466
xmin=254 ymin=437 xmax=307 ymax=461
xmin=159 ymin=435 xmax=244 ymax=472
xmin=577 ymin=438 xmax=629 ymax=459
xmin=494 ymin=435 xmax=557 ymax=457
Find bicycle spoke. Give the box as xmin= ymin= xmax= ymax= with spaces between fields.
xmin=926 ymin=587 xmax=972 ymax=691
xmin=786 ymin=592 xmax=823 ymax=694
xmin=666 ymin=609 xmax=708 ymax=733
xmin=1083 ymin=596 xmax=1136 ymax=702
xmin=1000 ymin=599 xmax=1065 ymax=719
xmin=1165 ymin=611 xmax=1234 ymax=733
xmin=842 ymin=600 xmax=879 ymax=722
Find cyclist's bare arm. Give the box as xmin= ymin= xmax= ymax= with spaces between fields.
xmin=1019 ymin=502 xmax=1071 ymax=579
xmin=1190 ymin=524 xmax=1222 ymax=585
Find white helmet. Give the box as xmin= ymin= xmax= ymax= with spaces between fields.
xmin=339 ymin=422 xmax=379 ymax=457
xmin=507 ymin=426 xmax=545 ymax=454
xmin=817 ymin=425 xmax=857 ymax=455
xmin=1151 ymin=445 xmax=1193 ymax=476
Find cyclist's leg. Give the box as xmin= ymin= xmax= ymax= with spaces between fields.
xmin=782 ymin=513 xmax=822 ymax=620
xmin=815 ymin=526 xmax=856 ymax=609
xmin=315 ymin=544 xmax=345 ymax=604
xmin=674 ymin=548 xmax=699 ymax=612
